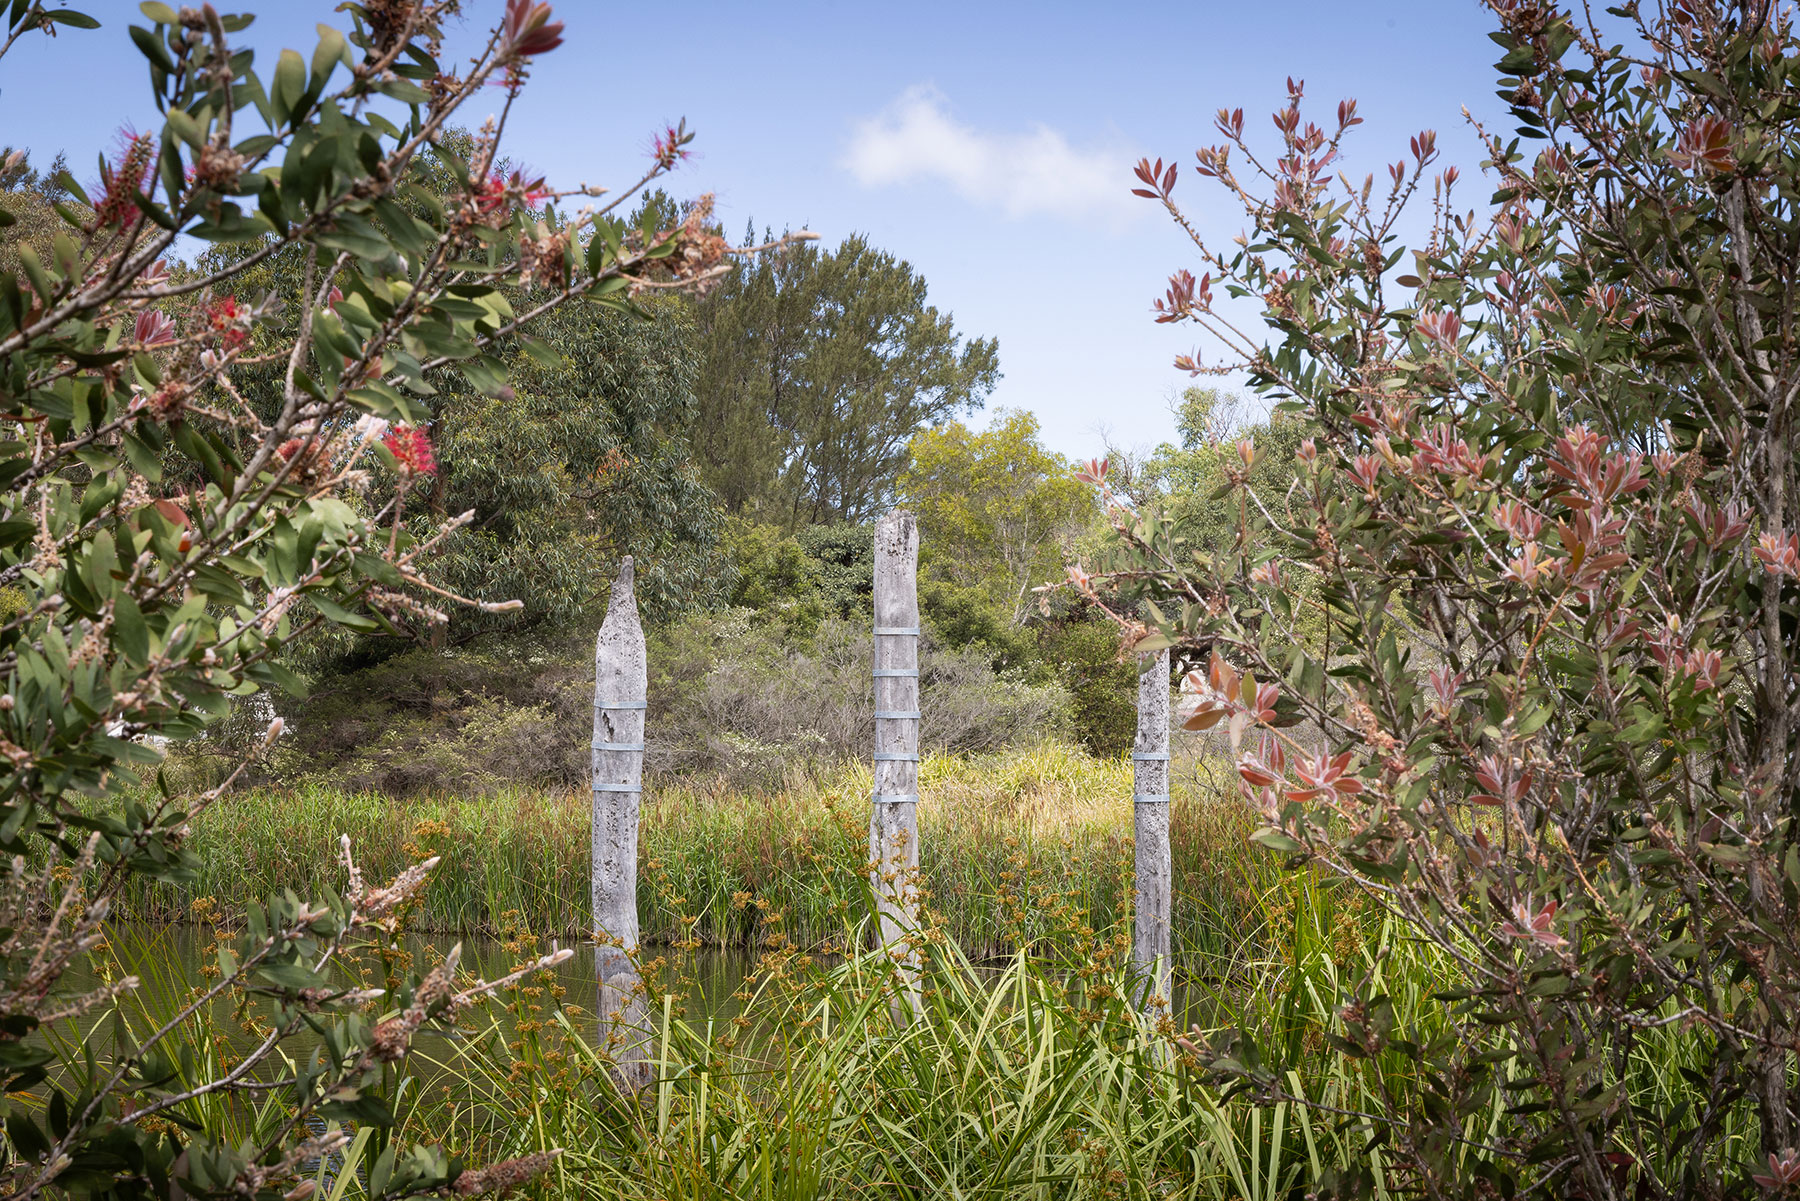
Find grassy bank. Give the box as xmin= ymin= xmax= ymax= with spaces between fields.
xmin=117 ymin=741 xmax=1283 ymax=974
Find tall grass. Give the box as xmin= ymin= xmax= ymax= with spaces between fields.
xmin=380 ymin=871 xmax=1437 ymax=1200
xmin=113 ymin=742 xmax=1283 ymax=979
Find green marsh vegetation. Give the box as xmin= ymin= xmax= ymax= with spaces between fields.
xmin=114 ymin=741 xmax=1276 ymax=975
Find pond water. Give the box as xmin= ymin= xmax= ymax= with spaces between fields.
xmin=75 ymin=921 xmax=1209 ymax=1063
xmin=71 ymin=923 xmax=761 ymax=1060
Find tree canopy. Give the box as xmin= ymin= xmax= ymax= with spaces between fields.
xmin=901 ymin=409 xmax=1092 ymax=625
xmin=689 ymin=232 xmax=998 ymax=529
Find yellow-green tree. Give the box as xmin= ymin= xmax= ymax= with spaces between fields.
xmin=901 ymin=409 xmax=1092 ymax=625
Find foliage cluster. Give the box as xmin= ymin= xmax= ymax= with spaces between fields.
xmin=0 ymin=1 xmax=762 ymax=1195
xmin=1093 ymin=2 xmax=1800 ymax=1195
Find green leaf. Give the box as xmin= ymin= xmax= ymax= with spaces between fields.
xmin=42 ymin=8 xmax=99 ymax=28
xmin=165 ymin=106 xmax=204 ymax=148
xmin=307 ymin=592 xmax=379 ymax=631
xmin=112 ymin=594 xmax=150 ymax=666
xmin=313 ymin=213 xmax=391 ymax=261
xmin=271 ymin=47 xmax=306 ymax=126
xmin=139 ymin=2 xmax=177 ymax=21
xmin=311 ymin=23 xmax=347 ymax=88
xmin=129 ymin=23 xmax=176 ymax=72
xmin=1251 ymin=828 xmax=1304 ymax=854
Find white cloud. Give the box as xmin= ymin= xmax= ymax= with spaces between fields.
xmin=843 ymin=85 xmax=1139 ymax=223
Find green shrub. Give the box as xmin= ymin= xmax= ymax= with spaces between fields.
xmin=1038 ymin=610 xmax=1140 ymax=757
xmin=649 ymin=613 xmax=1070 ymax=781
xmin=795 ymin=521 xmax=874 ymax=618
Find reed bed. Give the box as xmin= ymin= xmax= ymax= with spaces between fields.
xmin=113 ymin=741 xmax=1281 ymax=978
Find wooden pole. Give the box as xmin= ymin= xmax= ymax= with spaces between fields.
xmin=1132 ymin=648 xmax=1172 ymax=1016
xmin=871 ymin=510 xmax=921 ymax=1005
xmin=592 ymin=556 xmax=650 ymax=1088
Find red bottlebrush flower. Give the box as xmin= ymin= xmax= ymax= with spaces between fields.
xmin=145 ymin=381 xmax=189 ymax=423
xmin=278 ymin=435 xmax=332 ymax=483
xmin=473 ymin=169 xmax=550 ymax=224
xmin=93 ymin=128 xmax=156 ymax=231
xmin=207 ymin=296 xmax=249 ymax=350
xmin=651 ymin=124 xmax=691 ymax=170
xmin=133 ymin=309 xmax=176 ymax=346
xmin=383 ymin=424 xmax=437 ymax=478
xmin=502 ymin=0 xmax=564 ymax=57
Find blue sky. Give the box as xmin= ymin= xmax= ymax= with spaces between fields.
xmin=6 ymin=0 xmax=1511 ymax=459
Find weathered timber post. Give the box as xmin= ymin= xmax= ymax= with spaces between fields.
xmin=592 ymin=556 xmax=650 ymax=1088
xmin=871 ymin=510 xmax=922 ymax=1007
xmin=1132 ymin=648 xmax=1172 ymax=1015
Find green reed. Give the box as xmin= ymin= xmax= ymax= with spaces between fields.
xmin=110 ymin=742 xmax=1284 ymax=980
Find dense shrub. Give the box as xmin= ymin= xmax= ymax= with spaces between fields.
xmin=1037 ymin=608 xmax=1141 ymax=757
xmin=650 ymin=613 xmax=1070 ymax=781
xmin=0 ymin=3 xmax=738 ymax=1194
xmin=184 ymin=611 xmax=1073 ymax=795
xmin=1098 ymin=3 xmax=1800 ymax=1194
xmin=794 ymin=521 xmax=876 ymax=618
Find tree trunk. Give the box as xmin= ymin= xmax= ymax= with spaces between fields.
xmin=1132 ymin=649 xmax=1172 ymax=1017
xmin=871 ymin=509 xmax=921 ymax=1016
xmin=592 ymin=557 xmax=650 ymax=1089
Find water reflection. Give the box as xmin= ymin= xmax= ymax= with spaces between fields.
xmin=80 ymin=922 xmax=760 ymax=1058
